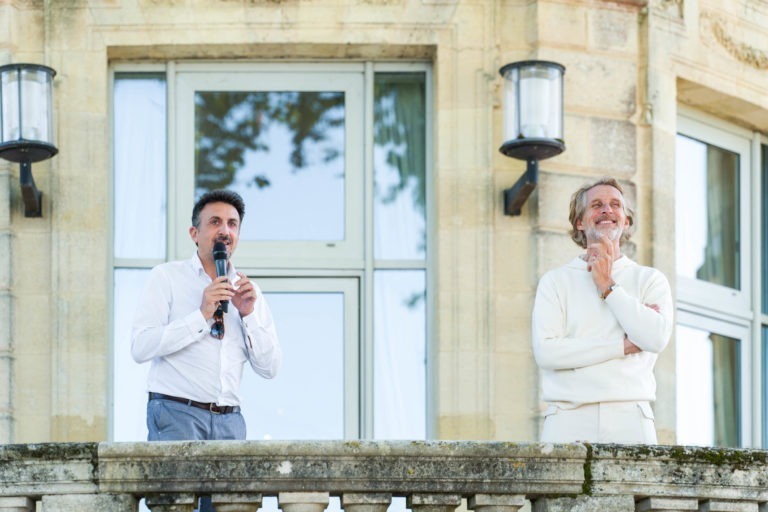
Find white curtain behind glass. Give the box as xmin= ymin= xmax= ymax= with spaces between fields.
xmin=675 ymin=135 xmax=708 ymax=281
xmin=374 ymin=270 xmax=426 ymax=439
xmin=112 ymin=269 xmax=151 ymax=441
xmin=114 ymin=76 xmax=167 ymax=259
xmin=373 ymin=74 xmax=426 ymax=260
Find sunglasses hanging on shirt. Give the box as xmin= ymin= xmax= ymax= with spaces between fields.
xmin=210 ymin=306 xmax=225 ymax=340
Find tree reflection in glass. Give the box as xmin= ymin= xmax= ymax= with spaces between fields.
xmin=194 ymin=90 xmax=345 ymax=241
xmin=373 ymin=73 xmax=427 ymax=261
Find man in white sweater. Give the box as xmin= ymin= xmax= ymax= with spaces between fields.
xmin=532 ymin=177 xmax=673 ymax=444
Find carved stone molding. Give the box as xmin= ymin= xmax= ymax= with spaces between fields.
xmin=654 ymin=0 xmax=683 ymax=18
xmin=701 ymin=10 xmax=768 ymax=69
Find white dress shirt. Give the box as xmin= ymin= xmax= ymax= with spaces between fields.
xmin=131 ymin=252 xmax=282 ymax=406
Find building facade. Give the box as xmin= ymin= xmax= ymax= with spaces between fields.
xmin=0 ymin=0 xmax=766 ymax=448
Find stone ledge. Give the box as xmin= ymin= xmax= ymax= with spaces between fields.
xmin=0 ymin=441 xmax=766 ymax=508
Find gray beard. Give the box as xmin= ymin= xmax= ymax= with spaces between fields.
xmin=585 ymin=225 xmax=621 ymax=243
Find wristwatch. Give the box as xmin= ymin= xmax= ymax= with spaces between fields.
xmin=601 ymin=283 xmax=618 ymax=300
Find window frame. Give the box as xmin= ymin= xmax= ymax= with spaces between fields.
xmin=675 ymin=112 xmax=752 ymax=319
xmin=109 ymin=60 xmax=433 ymax=442
xmin=675 ymin=108 xmax=763 ymax=448
xmin=171 ymin=62 xmax=366 ymax=269
xmin=246 ymin=276 xmax=361 ymax=440
xmin=675 ymin=309 xmax=751 ymax=447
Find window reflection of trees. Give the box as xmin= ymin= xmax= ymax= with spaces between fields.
xmin=373 ymin=77 xmax=426 ymax=220
xmin=194 ymin=91 xmax=345 ymax=194
xmin=192 ymin=80 xmax=428 ymax=308
xmin=374 ymin=75 xmax=427 ymax=309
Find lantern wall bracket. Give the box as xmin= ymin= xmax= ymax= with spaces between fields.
xmin=504 ymin=158 xmax=538 ymax=216
xmin=20 ymin=159 xmax=42 ymax=217
xmin=500 ymin=138 xmax=565 ymax=216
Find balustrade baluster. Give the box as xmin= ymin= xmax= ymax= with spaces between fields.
xmin=636 ymin=497 xmax=699 ymax=511
xmin=144 ymin=492 xmax=197 ymax=512
xmin=407 ymin=493 xmax=462 ymax=512
xmin=468 ymin=493 xmax=527 ymax=512
xmin=532 ymin=495 xmax=635 ymax=511
xmin=40 ymin=494 xmax=136 ymax=511
xmin=700 ymin=500 xmax=759 ymax=512
xmin=0 ymin=497 xmax=35 ymax=511
xmin=279 ymin=491 xmax=330 ymax=512
xmin=635 ymin=497 xmax=699 ymax=512
xmin=211 ymin=492 xmax=263 ymax=512
xmin=342 ymin=492 xmax=393 ymax=512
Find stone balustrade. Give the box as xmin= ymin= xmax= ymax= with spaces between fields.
xmin=0 ymin=441 xmax=766 ymax=511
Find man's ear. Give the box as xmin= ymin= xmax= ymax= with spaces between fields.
xmin=575 ymin=218 xmax=584 ymax=231
xmin=189 ymin=225 xmax=198 ymax=246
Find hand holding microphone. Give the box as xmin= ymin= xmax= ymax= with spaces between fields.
xmin=213 ymin=241 xmax=229 ymax=313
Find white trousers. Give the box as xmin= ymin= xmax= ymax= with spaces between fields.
xmin=540 ymin=401 xmax=657 ymax=444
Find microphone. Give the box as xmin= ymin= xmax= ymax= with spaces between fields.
xmin=213 ymin=241 xmax=229 ymax=313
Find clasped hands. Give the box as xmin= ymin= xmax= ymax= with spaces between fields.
xmin=200 ymin=272 xmax=257 ymax=320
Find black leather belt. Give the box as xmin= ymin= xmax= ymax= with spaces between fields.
xmin=149 ymin=392 xmax=240 ymax=415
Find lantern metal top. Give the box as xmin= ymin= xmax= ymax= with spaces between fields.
xmin=0 ymin=63 xmax=57 ymax=76
xmin=499 ymin=60 xmax=565 ymax=77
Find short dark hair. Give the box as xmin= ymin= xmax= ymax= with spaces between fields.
xmin=568 ymin=177 xmax=635 ymax=248
xmin=191 ymin=189 xmax=245 ymax=229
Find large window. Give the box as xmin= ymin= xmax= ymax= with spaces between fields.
xmin=675 ymin=111 xmax=763 ymax=447
xmin=111 ymin=62 xmax=431 ymax=442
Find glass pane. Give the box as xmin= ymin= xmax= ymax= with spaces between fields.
xmin=762 ymin=145 xmax=768 ymax=315
xmin=374 ymin=73 xmax=427 ymax=260
xmin=374 ymin=270 xmax=426 ymax=439
xmin=241 ymin=291 xmax=345 ymax=439
xmin=194 ymin=91 xmax=345 ymax=241
xmin=113 ymin=74 xmax=167 ymax=259
xmin=112 ymin=268 xmax=152 ymax=441
xmin=763 ymin=326 xmax=768 ymax=448
xmin=676 ymin=324 xmax=740 ymax=447
xmin=675 ymin=134 xmax=740 ymax=289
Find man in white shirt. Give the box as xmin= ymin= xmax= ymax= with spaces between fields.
xmin=132 ymin=189 xmax=282 ymax=443
xmin=532 ymin=177 xmax=672 ymax=444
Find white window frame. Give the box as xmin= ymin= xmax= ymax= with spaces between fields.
xmin=109 ymin=60 xmax=434 ymax=442
xmin=676 ymin=309 xmax=752 ymax=446
xmin=247 ymin=276 xmax=361 ymax=440
xmin=171 ymin=62 xmax=366 ymax=269
xmin=676 ymin=111 xmax=752 ymax=319
xmin=676 ymin=108 xmax=764 ymax=447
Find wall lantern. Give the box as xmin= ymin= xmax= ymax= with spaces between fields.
xmin=499 ymin=60 xmax=565 ymax=216
xmin=0 ymin=63 xmax=58 ymax=217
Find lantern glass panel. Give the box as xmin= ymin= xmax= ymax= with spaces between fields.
xmin=501 ymin=62 xmax=563 ymax=142
xmin=1 ymin=66 xmax=55 ymax=145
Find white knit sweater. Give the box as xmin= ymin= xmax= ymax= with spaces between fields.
xmin=532 ymin=255 xmax=673 ymax=406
